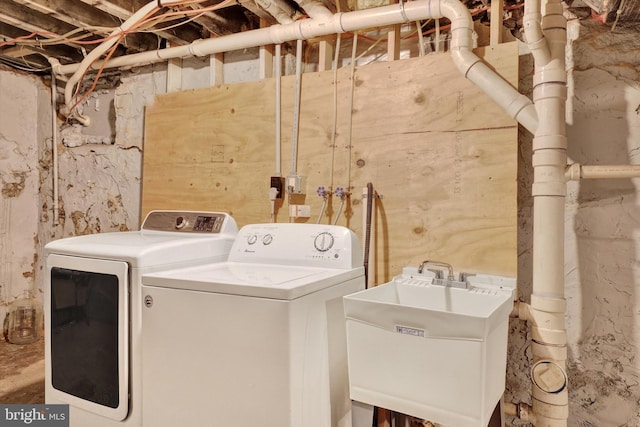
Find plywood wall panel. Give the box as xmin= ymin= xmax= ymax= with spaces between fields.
xmin=142 ymin=42 xmax=518 ymax=280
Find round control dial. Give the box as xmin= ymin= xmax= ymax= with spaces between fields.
xmin=175 ymin=216 xmax=188 ymax=229
xmin=247 ymin=234 xmax=258 ymax=245
xmin=314 ymin=232 xmax=335 ymax=252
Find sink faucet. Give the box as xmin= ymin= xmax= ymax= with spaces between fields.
xmin=417 ymin=260 xmax=455 ymax=281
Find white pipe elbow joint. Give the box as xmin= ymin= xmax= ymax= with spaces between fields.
xmin=439 ymin=0 xmax=472 ymax=25
xmin=449 ymin=48 xmax=480 ymax=77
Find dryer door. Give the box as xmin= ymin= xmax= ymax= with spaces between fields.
xmin=45 ymin=254 xmax=129 ymax=421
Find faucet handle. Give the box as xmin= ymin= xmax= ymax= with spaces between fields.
xmin=428 ymin=269 xmax=444 ymax=279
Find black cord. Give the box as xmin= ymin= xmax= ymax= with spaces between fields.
xmin=363 ymin=182 xmax=374 ymax=288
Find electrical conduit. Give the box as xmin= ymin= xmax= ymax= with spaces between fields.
xmin=52 ymin=0 xmax=538 ymax=133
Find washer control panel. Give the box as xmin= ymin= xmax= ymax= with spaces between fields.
xmin=231 ymin=223 xmax=362 ymax=269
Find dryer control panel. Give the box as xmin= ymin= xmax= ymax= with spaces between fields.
xmin=229 ymin=223 xmax=363 ymax=269
xmin=142 ymin=210 xmax=237 ymax=234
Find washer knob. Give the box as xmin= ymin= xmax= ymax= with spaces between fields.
xmin=314 ymin=232 xmax=335 ymax=252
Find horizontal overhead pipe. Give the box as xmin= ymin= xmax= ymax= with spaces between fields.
xmin=52 ymin=0 xmax=538 ymax=133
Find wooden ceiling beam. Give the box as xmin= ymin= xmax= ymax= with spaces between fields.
xmin=77 ymin=0 xmax=209 ymax=44
xmin=0 ymin=21 xmax=84 ymax=64
xmin=7 ymin=0 xmax=159 ymax=52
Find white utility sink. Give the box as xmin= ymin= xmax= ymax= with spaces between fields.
xmin=343 ymin=266 xmax=515 ymax=427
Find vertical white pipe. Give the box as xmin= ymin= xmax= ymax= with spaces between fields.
xmin=275 ymin=43 xmax=282 ymax=177
xmin=290 ymin=39 xmax=303 ymax=176
xmin=51 ymin=71 xmax=59 ymax=226
xmin=417 ymin=21 xmax=426 ymax=57
xmin=329 ymin=34 xmax=341 ymax=193
xmin=525 ymin=0 xmax=569 ymax=424
xmin=346 ymin=33 xmax=358 ymax=193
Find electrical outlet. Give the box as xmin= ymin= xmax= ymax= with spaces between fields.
xmin=286 ymin=175 xmax=306 ymax=195
xmin=289 ymin=205 xmax=311 ymax=217
xmin=270 ymin=176 xmax=284 ymax=199
xmin=297 ymin=205 xmax=311 ymax=217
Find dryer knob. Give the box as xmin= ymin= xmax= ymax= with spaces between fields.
xmin=175 ymin=216 xmax=187 ymax=229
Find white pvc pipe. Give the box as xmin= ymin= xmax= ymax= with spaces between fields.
xmin=52 ymin=0 xmax=538 ymax=133
xmin=51 ymin=70 xmax=59 ymax=226
xmin=524 ymin=0 xmax=569 ymax=424
xmin=294 ymin=0 xmax=334 ymax=19
xmin=566 ymin=163 xmax=640 ymax=180
xmin=275 ymin=43 xmax=282 ymax=177
xmin=256 ymin=0 xmax=295 ymax=24
xmin=290 ymin=38 xmax=303 ymax=176
xmin=523 ymin=0 xmax=551 ymax=65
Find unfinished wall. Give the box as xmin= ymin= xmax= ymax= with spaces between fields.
xmin=0 ymin=69 xmax=49 ymax=322
xmin=142 ymin=43 xmax=519 ymax=280
xmin=564 ymin=19 xmax=640 ymax=426
xmin=505 ymin=19 xmax=640 ymax=427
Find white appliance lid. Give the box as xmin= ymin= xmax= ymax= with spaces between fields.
xmin=44 ymin=211 xmax=237 ymax=268
xmin=142 ymin=262 xmax=364 ymax=300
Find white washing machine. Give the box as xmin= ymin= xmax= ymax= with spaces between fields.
xmin=140 ymin=223 xmax=365 ymax=427
xmin=44 ymin=211 xmax=237 ymax=427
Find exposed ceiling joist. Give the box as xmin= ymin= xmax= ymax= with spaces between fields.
xmin=1 ymin=0 xmax=637 ymax=76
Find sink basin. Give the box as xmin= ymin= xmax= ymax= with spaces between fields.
xmin=343 ymin=267 xmax=515 ymax=427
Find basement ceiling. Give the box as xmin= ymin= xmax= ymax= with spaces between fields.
xmin=0 ymin=0 xmax=638 ymax=74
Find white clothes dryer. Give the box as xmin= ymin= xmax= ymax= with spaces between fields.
xmin=44 ymin=211 xmax=237 ymax=427
xmin=140 ymin=223 xmax=365 ymax=427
